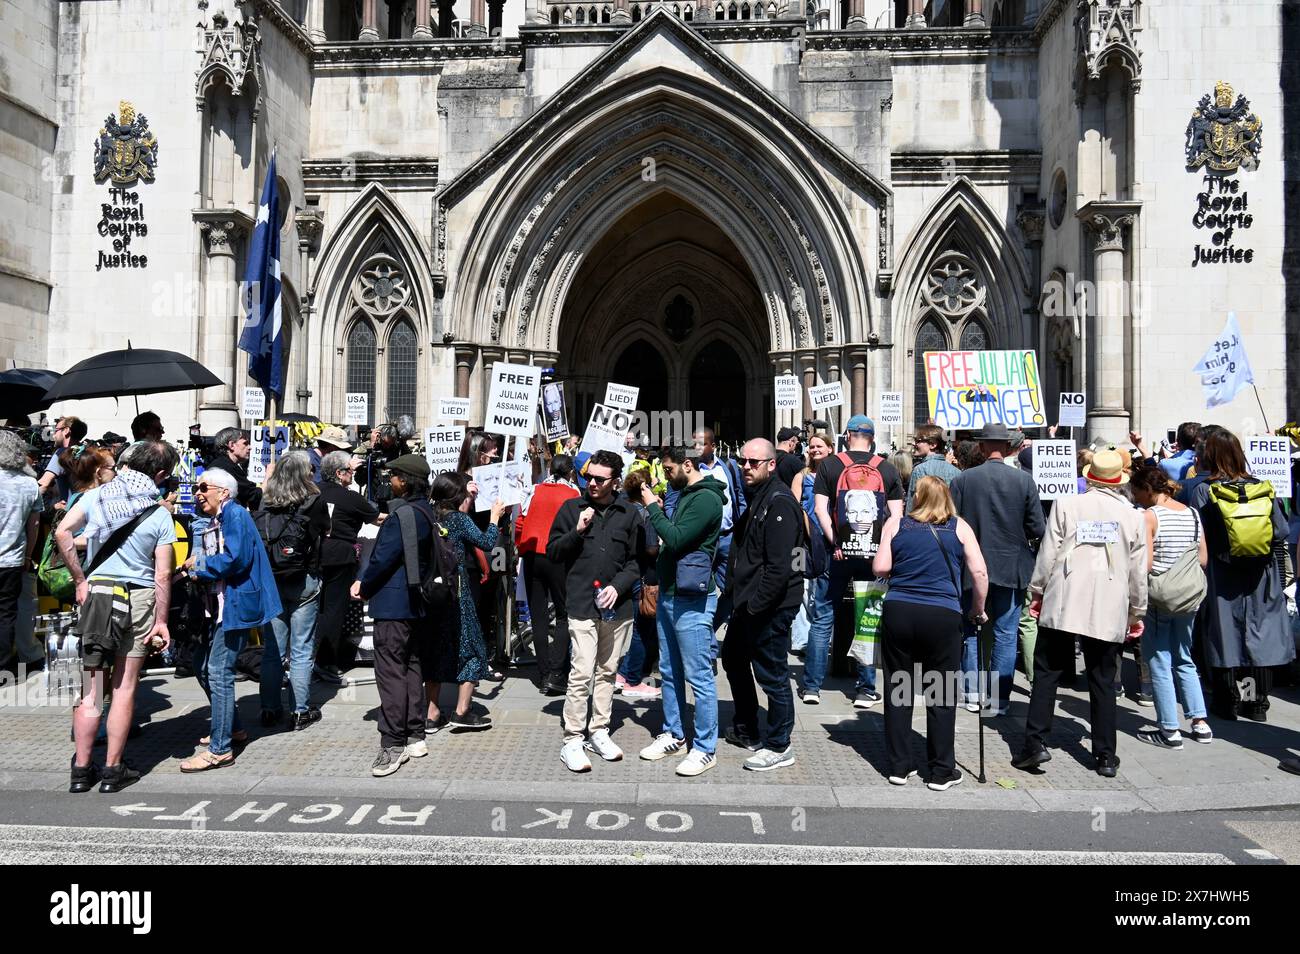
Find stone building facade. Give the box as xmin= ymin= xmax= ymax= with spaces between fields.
xmin=3 ymin=0 xmax=1296 ymax=446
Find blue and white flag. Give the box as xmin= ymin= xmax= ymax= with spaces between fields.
xmin=1192 ymin=311 xmax=1254 ymax=408
xmin=238 ymin=152 xmax=283 ymax=399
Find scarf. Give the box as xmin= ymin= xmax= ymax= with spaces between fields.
xmin=85 ymin=468 xmax=160 ymax=550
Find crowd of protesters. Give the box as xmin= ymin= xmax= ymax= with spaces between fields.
xmin=2 ymin=401 xmax=1298 ymax=792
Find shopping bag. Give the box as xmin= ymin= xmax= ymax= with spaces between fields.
xmin=848 ymin=579 xmax=886 ymax=667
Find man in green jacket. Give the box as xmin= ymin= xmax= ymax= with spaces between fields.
xmin=636 ymin=448 xmax=725 ymax=777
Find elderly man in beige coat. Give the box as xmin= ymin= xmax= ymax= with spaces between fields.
xmin=1012 ymin=450 xmax=1147 ymax=778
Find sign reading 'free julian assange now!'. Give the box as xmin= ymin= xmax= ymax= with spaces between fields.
xmin=484 ymin=362 xmax=542 ymax=438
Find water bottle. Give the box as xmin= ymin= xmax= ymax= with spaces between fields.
xmin=594 ymin=580 xmax=615 ymax=622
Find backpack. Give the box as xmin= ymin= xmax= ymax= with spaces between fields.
xmin=254 ymin=499 xmax=316 ymax=578
xmin=1208 ymin=479 xmax=1275 ymax=558
xmin=393 ymin=501 xmax=458 ymax=611
xmin=37 ymin=495 xmax=80 ymax=603
xmin=831 ymin=452 xmax=887 ymax=559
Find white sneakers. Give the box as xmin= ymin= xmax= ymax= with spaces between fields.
xmin=405 ymin=739 xmax=429 ymax=759
xmin=585 ymin=729 xmax=624 ymax=762
xmin=675 ymin=749 xmax=716 ymax=777
xmin=639 ymin=733 xmax=685 ymax=761
xmin=560 ymin=738 xmax=592 ymax=773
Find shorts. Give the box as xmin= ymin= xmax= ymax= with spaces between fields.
xmin=76 ymin=582 xmax=156 ymax=669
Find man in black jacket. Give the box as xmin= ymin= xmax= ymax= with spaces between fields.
xmin=721 ymin=438 xmax=805 ymax=772
xmin=547 ymin=450 xmax=641 ymax=773
xmin=205 ymin=427 xmax=261 ymax=510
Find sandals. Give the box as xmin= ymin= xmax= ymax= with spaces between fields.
xmin=179 ymin=751 xmax=236 ymax=773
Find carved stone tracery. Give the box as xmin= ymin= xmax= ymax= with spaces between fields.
xmin=921 ymin=251 xmax=986 ymax=323
xmin=196 ymin=8 xmax=264 ymax=117
xmin=352 ymin=253 xmax=412 ymax=319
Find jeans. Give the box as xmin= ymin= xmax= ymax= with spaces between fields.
xmin=1141 ymin=610 xmax=1207 ymax=730
xmin=618 ymin=610 xmax=659 ymax=685
xmin=721 ymin=603 xmax=800 ymax=750
xmin=805 ymin=560 xmax=877 ymax=694
xmin=709 ymin=536 xmax=733 ymax=661
xmin=962 ymin=584 xmax=1022 ymax=712
xmin=262 ymin=574 xmax=321 ymax=714
xmin=205 ymin=624 xmax=251 ymax=756
xmin=657 ymin=591 xmax=717 ymax=754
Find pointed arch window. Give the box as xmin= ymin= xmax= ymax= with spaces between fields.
xmin=346 ymin=320 xmax=377 ymax=428
xmin=386 ymin=321 xmax=418 ymax=423
xmin=914 ymin=319 xmax=948 ymax=427
xmin=959 ymin=319 xmax=988 ymax=352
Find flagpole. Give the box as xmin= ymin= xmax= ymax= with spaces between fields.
xmin=1253 ymin=384 xmax=1271 ymax=433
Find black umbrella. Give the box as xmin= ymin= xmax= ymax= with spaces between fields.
xmin=277 ymin=412 xmax=320 ymax=424
xmin=0 ymin=367 xmax=61 ymax=417
xmin=43 ymin=344 xmax=224 ymax=412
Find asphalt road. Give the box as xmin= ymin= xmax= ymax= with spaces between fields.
xmin=0 ymin=785 xmax=1292 ymax=864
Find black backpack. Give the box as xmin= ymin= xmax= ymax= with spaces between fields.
xmin=254 ymin=499 xmax=316 ymax=578
xmin=393 ymin=501 xmax=459 ymax=611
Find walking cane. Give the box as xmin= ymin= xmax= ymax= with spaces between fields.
xmin=977 ymin=616 xmax=992 ymax=784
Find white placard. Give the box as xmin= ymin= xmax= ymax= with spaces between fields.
xmin=878 ymin=392 xmax=904 ymax=426
xmin=485 ymin=362 xmax=542 ymax=438
xmin=774 ymin=375 xmax=800 ymax=411
xmin=808 ymin=381 xmax=844 ymax=410
xmin=1033 ymin=439 xmax=1078 ymax=500
xmin=472 ymin=460 xmax=530 ymax=511
xmin=540 ymin=382 xmax=570 ymax=442
xmin=1058 ymin=392 xmax=1087 ymax=428
xmin=1076 ymin=520 xmax=1120 ymax=545
xmin=423 ymin=425 xmax=465 ymax=476
xmin=241 ymin=387 xmax=265 ymax=421
xmin=1247 ymin=437 xmax=1293 ymax=499
xmin=604 ymin=383 xmax=639 ymax=410
xmin=248 ymin=424 xmax=290 ymax=486
xmin=579 ymin=402 xmax=634 ymax=458
xmin=437 ymin=397 xmax=471 ymax=420
xmin=345 ymin=392 xmax=369 ymax=426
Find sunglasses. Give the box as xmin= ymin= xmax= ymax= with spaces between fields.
xmin=195 ymin=483 xmax=225 ymax=494
xmin=737 ymin=457 xmax=773 ymax=468
xmin=586 ymin=474 xmax=614 ymax=485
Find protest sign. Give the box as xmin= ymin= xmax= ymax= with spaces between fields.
xmin=808 ymin=381 xmax=844 ymax=411
xmin=541 ymin=382 xmax=570 ymax=441
xmin=424 ymin=425 xmax=465 ymax=476
xmin=923 ymin=350 xmax=1046 ymax=429
xmin=241 ymin=387 xmax=265 ymax=421
xmin=1246 ymin=436 xmax=1293 ymax=498
xmin=484 ymin=362 xmax=541 ymax=438
xmin=774 ymin=375 xmax=800 ymax=412
xmin=344 ymin=392 xmax=368 ymax=426
xmin=579 ymin=402 xmax=634 ymax=458
xmin=1058 ymin=392 xmax=1086 ymax=428
xmin=472 ymin=460 xmax=531 ymax=512
xmin=248 ymin=424 xmax=290 ymax=485
xmin=604 ymin=383 xmax=639 ymax=411
xmin=878 ymin=392 xmax=903 ymax=427
xmin=437 ymin=397 xmax=471 ymax=420
xmin=1033 ymin=440 xmax=1078 ymax=500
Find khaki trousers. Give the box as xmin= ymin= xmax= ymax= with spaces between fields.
xmin=563 ymin=616 xmax=634 ymax=740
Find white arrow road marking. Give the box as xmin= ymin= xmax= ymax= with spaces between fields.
xmin=110 ymin=803 xmax=167 ymax=817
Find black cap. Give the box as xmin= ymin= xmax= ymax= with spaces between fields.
xmin=777 ymin=426 xmax=802 ymax=443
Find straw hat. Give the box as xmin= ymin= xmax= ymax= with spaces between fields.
xmin=1083 ymin=448 xmax=1128 ymax=486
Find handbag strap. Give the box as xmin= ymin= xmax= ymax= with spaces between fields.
xmin=925 ymin=520 xmax=962 ymax=596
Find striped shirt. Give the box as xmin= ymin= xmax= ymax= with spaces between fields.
xmin=1150 ymin=505 xmax=1200 ymax=573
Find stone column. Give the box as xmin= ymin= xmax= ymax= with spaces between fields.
xmin=849 ymin=347 xmax=869 ymax=418
xmin=964 ymin=0 xmax=985 ymax=26
xmin=612 ymin=0 xmax=632 ymax=24
xmin=825 ymin=349 xmax=843 ymax=432
xmin=359 ymin=0 xmax=380 ymax=38
xmin=905 ymin=0 xmax=925 ymax=28
xmin=454 ymin=346 xmax=476 ymax=401
xmin=469 ymin=0 xmax=487 ymax=37
xmin=798 ymin=351 xmax=817 ymax=425
xmin=694 ymin=0 xmax=712 ymax=22
xmin=414 ymin=0 xmax=433 ymax=37
xmin=307 ymin=0 xmax=327 ymax=42
xmin=196 ymin=217 xmax=246 ymax=433
xmin=846 ymin=0 xmax=866 ymax=29
xmin=1079 ymin=202 xmax=1138 ymax=444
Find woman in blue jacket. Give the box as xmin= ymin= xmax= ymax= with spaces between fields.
xmin=179 ymin=468 xmax=282 ymax=771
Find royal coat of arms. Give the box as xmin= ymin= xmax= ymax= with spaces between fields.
xmin=1185 ymin=81 xmax=1262 ymax=174
xmin=93 ymin=100 xmax=159 ymax=186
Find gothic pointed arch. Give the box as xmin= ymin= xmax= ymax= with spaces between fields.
xmin=894 ymin=176 xmax=1031 ymax=424
xmin=314 ymin=182 xmax=435 ymax=423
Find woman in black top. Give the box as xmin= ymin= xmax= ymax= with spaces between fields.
xmin=316 ymin=450 xmax=382 ymax=677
